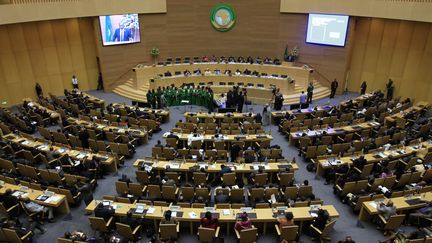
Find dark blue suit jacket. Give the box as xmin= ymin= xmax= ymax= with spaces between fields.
xmin=112 ymin=28 xmax=132 ymax=42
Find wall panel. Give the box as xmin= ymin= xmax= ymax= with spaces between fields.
xmin=97 ymin=0 xmax=352 ymax=91
xmin=347 ymin=17 xmax=432 ymax=103
xmin=0 ymin=18 xmax=97 ymax=105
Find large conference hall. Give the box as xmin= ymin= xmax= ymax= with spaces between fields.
xmin=1 ymin=0 xmax=432 ymax=242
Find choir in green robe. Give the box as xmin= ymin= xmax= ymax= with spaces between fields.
xmin=146 ymin=85 xmax=214 ymax=110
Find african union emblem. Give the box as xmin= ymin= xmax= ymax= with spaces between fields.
xmin=210 ymin=3 xmax=236 ymax=32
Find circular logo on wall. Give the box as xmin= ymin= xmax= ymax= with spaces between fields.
xmin=210 ymin=3 xmax=236 ymax=32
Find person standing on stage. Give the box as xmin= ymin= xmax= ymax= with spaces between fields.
xmin=307 ymin=82 xmax=314 ymax=104
xmin=35 ymin=83 xmax=43 ymax=97
xmin=226 ymin=90 xmax=233 ymax=108
xmin=97 ymin=72 xmax=104 ymax=90
xmin=299 ymin=91 xmax=307 ymax=105
xmin=360 ymin=81 xmax=367 ymax=95
xmin=330 ymin=79 xmax=338 ymax=98
xmin=72 ymin=75 xmax=79 ymax=89
xmin=237 ymin=91 xmax=244 ymax=112
xmin=386 ymin=79 xmax=394 ymax=100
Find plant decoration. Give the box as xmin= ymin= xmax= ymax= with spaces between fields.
xmin=284 ymin=45 xmax=300 ymax=62
xmin=150 ymin=47 xmax=160 ymax=64
xmin=287 ymin=76 xmax=295 ymax=84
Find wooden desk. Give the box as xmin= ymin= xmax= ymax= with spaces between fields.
xmin=339 ymin=93 xmax=375 ymax=107
xmin=358 ymin=192 xmax=432 ymax=221
xmin=133 ymin=159 xmax=299 ymax=173
xmin=184 ymin=112 xmax=256 ymax=122
xmin=85 ymin=199 xmax=338 ymax=235
xmin=316 ymin=141 xmax=432 ymax=176
xmin=289 ymin=121 xmax=381 ymax=145
xmin=270 ymin=105 xmax=332 ymax=124
xmin=384 ymin=102 xmax=429 ymax=125
xmin=24 ymin=99 xmax=61 ymax=121
xmin=133 ymin=159 xmax=298 ymax=184
xmin=67 ymin=117 xmax=148 ymax=144
xmin=2 ymin=133 xmax=117 ymax=172
xmin=0 ymin=182 xmax=70 ymax=214
xmin=163 ymin=132 xmax=272 ymax=149
xmin=112 ymin=103 xmax=170 ymax=123
xmin=79 ymin=91 xmax=105 ymax=109
xmin=164 ymin=132 xmax=272 ymax=142
xmin=135 ymin=62 xmax=311 ymax=92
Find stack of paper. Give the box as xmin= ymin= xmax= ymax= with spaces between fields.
xmin=189 ymin=212 xmax=197 ymax=218
xmin=47 ymin=195 xmax=62 ymax=203
xmin=147 ymin=207 xmax=155 ymax=214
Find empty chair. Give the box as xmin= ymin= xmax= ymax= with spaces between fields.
xmin=377 ymin=214 xmax=406 ymax=235
xmin=3 ymin=228 xmax=33 ymax=243
xmin=159 ymin=224 xmax=179 ymax=242
xmin=235 ymin=227 xmax=257 ymax=243
xmin=193 ymin=172 xmax=208 ymax=185
xmin=222 ymin=173 xmax=236 ymax=186
xmin=278 ymin=172 xmax=294 ymax=186
xmin=275 ymin=225 xmax=299 ymax=242
xmin=310 ymin=219 xmax=337 ymax=243
xmin=88 ymin=216 xmax=113 ymax=238
xmin=162 ymin=186 xmax=179 ymax=201
xmin=136 ymin=170 xmax=151 ymax=184
xmin=197 ymin=226 xmax=220 ymax=243
xmin=116 ymin=222 xmax=141 ymax=242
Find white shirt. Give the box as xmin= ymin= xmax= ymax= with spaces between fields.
xmin=187 ymin=134 xmax=203 ymax=146
xmin=72 ymin=78 xmax=78 ymax=85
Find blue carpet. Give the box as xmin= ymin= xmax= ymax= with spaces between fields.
xmin=33 ymin=90 xmax=401 ymax=243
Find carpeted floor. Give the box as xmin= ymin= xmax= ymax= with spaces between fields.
xmin=32 ymin=90 xmax=411 ymax=243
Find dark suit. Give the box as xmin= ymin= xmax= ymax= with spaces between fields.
xmin=353 ymin=157 xmax=367 ymax=170
xmin=112 ymin=28 xmax=132 ymax=42
xmin=237 ymin=94 xmax=244 ymax=112
xmin=215 ymin=194 xmax=229 ymax=204
xmin=78 ymin=130 xmax=89 ymax=148
xmin=330 ymin=81 xmax=338 ymax=98
xmin=167 ymin=134 xmax=179 ymax=140
xmin=2 ymin=194 xmax=18 ymax=209
xmin=95 ymin=206 xmax=115 ymax=221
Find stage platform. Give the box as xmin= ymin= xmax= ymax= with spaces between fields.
xmin=112 ymin=62 xmax=330 ymax=106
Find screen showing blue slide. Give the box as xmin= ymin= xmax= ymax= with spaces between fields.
xmin=306 ymin=14 xmax=349 ymax=47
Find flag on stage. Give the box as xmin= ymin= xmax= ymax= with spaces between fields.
xmin=284 ymin=45 xmax=289 ymax=61
xmin=105 ymin=16 xmax=113 ymax=42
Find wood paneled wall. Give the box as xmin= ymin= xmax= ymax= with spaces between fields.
xmin=280 ymin=0 xmax=432 ymax=23
xmin=0 ymin=0 xmax=166 ymax=25
xmin=0 ymin=18 xmax=98 ymax=105
xmin=97 ymin=0 xmax=353 ymax=90
xmin=347 ymin=18 xmax=432 ymax=102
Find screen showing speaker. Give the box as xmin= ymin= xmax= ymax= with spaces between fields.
xmin=306 ymin=13 xmax=349 ymax=47
xmin=99 ymin=14 xmax=141 ymax=46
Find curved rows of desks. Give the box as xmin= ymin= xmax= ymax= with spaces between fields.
xmin=85 ymin=200 xmax=338 ymax=235
xmin=67 ymin=117 xmax=149 ymax=144
xmin=0 ymin=182 xmax=70 ymax=214
xmin=358 ymin=192 xmax=432 ymax=222
xmin=316 ymin=141 xmax=432 ymax=176
xmin=133 ymin=159 xmax=298 ymax=173
xmin=1 ymin=133 xmax=118 ymax=172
